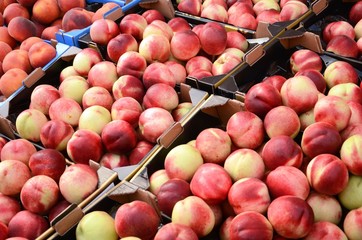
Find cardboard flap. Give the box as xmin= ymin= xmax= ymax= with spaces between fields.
xmin=23 ymin=68 xmax=46 ymax=88
xmin=104 ymin=5 xmax=124 ymax=21
xmin=201 ymin=95 xmax=243 ymax=126
xmin=255 ymin=21 xmax=272 ymax=39
xmin=279 ymin=29 xmax=323 ymax=53
xmin=139 ymin=0 xmax=175 ymax=19
xmin=311 ymin=0 xmax=328 ymax=15
xmin=60 ymin=46 xmax=82 ymax=61
xmin=0 ymin=117 xmax=15 ymax=139
xmin=130 ymin=168 xmax=150 ymax=189
xmin=243 ymin=44 xmax=265 ymax=66
xmin=51 ymin=204 xmax=84 ymax=236
xmin=158 ymin=121 xmax=183 ymax=148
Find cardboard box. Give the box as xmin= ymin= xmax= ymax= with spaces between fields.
xmin=0 ymin=42 xmax=78 ymax=119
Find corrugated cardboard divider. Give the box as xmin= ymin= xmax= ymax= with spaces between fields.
xmin=23 ymin=68 xmax=46 ymax=88
xmin=278 ymin=28 xmax=324 ymax=54
xmin=0 ymin=117 xmax=16 ymax=139
xmin=139 ymin=0 xmax=175 ymax=19
xmin=243 ymin=44 xmax=265 ymax=67
xmin=312 ymin=0 xmax=328 ymax=15
xmin=51 ymin=204 xmax=84 ymax=237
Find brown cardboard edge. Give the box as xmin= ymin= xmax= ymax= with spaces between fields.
xmin=243 ymin=44 xmax=266 ymax=66
xmin=23 ymin=68 xmax=46 ymax=88
xmin=255 ymin=21 xmax=272 ymax=39
xmin=0 ymin=117 xmax=16 ymax=139
xmin=279 ymin=29 xmax=324 ymax=53
xmin=51 ymin=204 xmax=84 ymax=237
xmin=139 ymin=0 xmax=175 ymax=19
xmin=311 ymin=0 xmax=328 ymax=15
xmin=104 ymin=6 xmax=124 ymax=21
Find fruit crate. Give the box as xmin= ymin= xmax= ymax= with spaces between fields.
xmin=127 ymin=93 xmax=244 ymax=239
xmin=0 ymin=41 xmax=78 ymax=119
xmin=216 ymin=26 xmax=362 ymax=100
xmin=55 ymin=0 xmax=143 ymax=48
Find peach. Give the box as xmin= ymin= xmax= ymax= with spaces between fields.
xmin=177 ymin=0 xmax=202 ymax=16
xmin=280 ymin=75 xmax=319 ymax=114
xmin=326 ymin=35 xmax=359 ymax=58
xmin=106 ymin=33 xmax=138 ymax=63
xmin=0 ymin=27 xmax=17 ymax=49
xmin=165 ymin=60 xmax=187 ymax=84
xmin=139 ymin=34 xmax=171 ymax=63
xmin=253 ymin=0 xmax=280 ymax=16
xmin=339 ymin=174 xmax=362 ymax=210
xmin=212 ymin=51 xmax=242 ymax=76
xmin=267 ymin=195 xmax=314 ymax=239
xmin=0 ymin=160 xmax=31 ymax=196
xmin=149 ymin=169 xmax=170 ymax=196
xmin=295 ymin=69 xmax=326 ymax=93
xmin=340 ymin=134 xmax=362 ymax=175
xmin=195 ymin=128 xmax=232 ymax=164
xmin=116 ymin=51 xmax=147 ymax=79
xmin=15 ymin=108 xmax=48 ymax=142
xmin=349 ymin=1 xmax=362 ymax=25
xmin=226 ymin=111 xmax=265 ymax=149
xmin=90 ymin=18 xmax=120 ymax=46
xmin=201 ymin=3 xmax=228 ymax=22
xmin=202 ymin=0 xmax=227 ymax=9
xmin=115 ymin=200 xmax=160 ymax=240
xmin=224 ymin=148 xmax=265 ymax=181
xmin=29 ymin=84 xmax=60 ymax=116
xmin=59 ymin=66 xmax=81 ymax=82
xmin=279 ymin=0 xmax=308 ymax=21
xmin=7 ymin=16 xmax=36 ymax=42
xmin=343 ymin=206 xmax=362 ymax=239
xmin=0 ymin=68 xmax=27 ymax=98
xmin=323 ymin=20 xmax=355 ymax=43
xmin=142 ymin=62 xmax=176 ymax=89
xmin=164 ymin=143 xmax=204 ymax=181
xmin=7 ymin=210 xmax=49 ymax=239
xmin=72 ymin=47 xmax=103 ymax=77
xmin=227 ymin=1 xmax=254 ymax=17
xmin=0 ymin=42 xmax=11 ymax=63
xmin=99 ymin=153 xmax=129 ymax=169
xmin=226 ymin=31 xmax=248 ymax=52
xmin=49 ymin=97 xmax=82 ymax=127
xmin=78 ymin=105 xmax=111 ymax=135
xmin=0 ymin=13 xmax=2 ymax=26
xmin=190 ymin=163 xmax=232 ymax=204
xmin=328 ymin=83 xmax=362 ymax=104
xmin=355 ymin=19 xmax=362 ymax=40
xmin=341 ymin=124 xmax=362 ymax=141
xmin=314 ymin=95 xmax=351 ymax=131
xmin=304 ymin=221 xmax=347 ymax=240
xmin=48 ymin=199 xmax=70 ymax=222
xmin=228 ymin=177 xmax=270 ymax=214
xmin=199 ymin=22 xmax=227 ymax=56
xmin=323 ymin=60 xmax=359 ymax=89
xmin=229 ymin=211 xmax=273 ymax=240
xmin=172 ymin=196 xmax=215 ymax=238
xmin=157 ymin=178 xmax=192 ymax=216
xmin=301 ymin=121 xmax=342 ymax=158
xmin=31 ymin=0 xmax=60 ymax=25
xmin=129 ymin=140 xmax=154 ymax=165
xmin=2 ymin=49 xmax=32 ymax=74
xmin=0 ymin=139 xmax=36 ymax=165
xmin=256 ymin=9 xmax=280 ymax=24
xmin=82 ymin=86 xmax=113 ymax=110
xmin=307 ymin=154 xmax=348 ymax=195
xmin=19 ymin=36 xmax=43 ymax=52
xmin=188 ymin=69 xmax=213 ymax=80
xmin=264 ymin=105 xmax=301 ymax=138
xmin=266 ymin=165 xmax=310 ymax=199
xmin=20 ymin=175 xmax=59 ymax=214
xmin=61 ymin=7 xmax=92 ymax=32
xmin=57 ymin=0 xmax=85 ymax=14
xmin=87 ymin=61 xmax=118 ymax=92
xmin=143 ymin=83 xmax=179 ymax=111
xmin=28 ymin=41 xmax=57 ymax=68
xmin=112 ymin=75 xmax=145 ymax=103
xmin=185 ymin=56 xmax=213 ymax=75
xmin=91 ymin=2 xmax=119 ymax=22
xmin=59 ymin=163 xmax=98 ymax=204
xmin=154 ymin=223 xmax=198 ymax=240
xmin=67 ymin=129 xmax=103 ymax=164
xmin=0 ymin=0 xmax=17 ymax=12
xmin=119 ymin=13 xmax=148 ymax=41
xmin=29 ymin=148 xmax=66 ymax=183
xmin=289 ymin=49 xmax=323 ymax=75
xmin=244 ymin=82 xmax=283 ymax=119
xmin=347 ymin=101 xmax=362 ymax=126
xmin=168 ymin=17 xmax=191 ymax=33
xmin=171 ymin=29 xmax=201 ymax=61
xmin=3 ymin=3 xmax=30 ymax=25
xmin=101 ymin=120 xmax=138 ymax=154
xmin=143 ymin=19 xmax=173 ymax=40
xmin=172 ymin=102 xmax=193 ymax=122
xmin=0 ymin=193 xmax=21 ymax=225
xmin=262 ymin=135 xmax=303 ymax=170
xmin=141 ymin=9 xmax=165 ymax=24
xmin=228 ymin=12 xmax=258 ymax=30
xmin=306 ymin=192 xmax=342 ymax=224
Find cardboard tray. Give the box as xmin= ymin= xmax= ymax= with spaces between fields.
xmin=0 ymin=42 xmax=78 ymax=119
xmin=216 ymin=27 xmax=362 ymax=100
